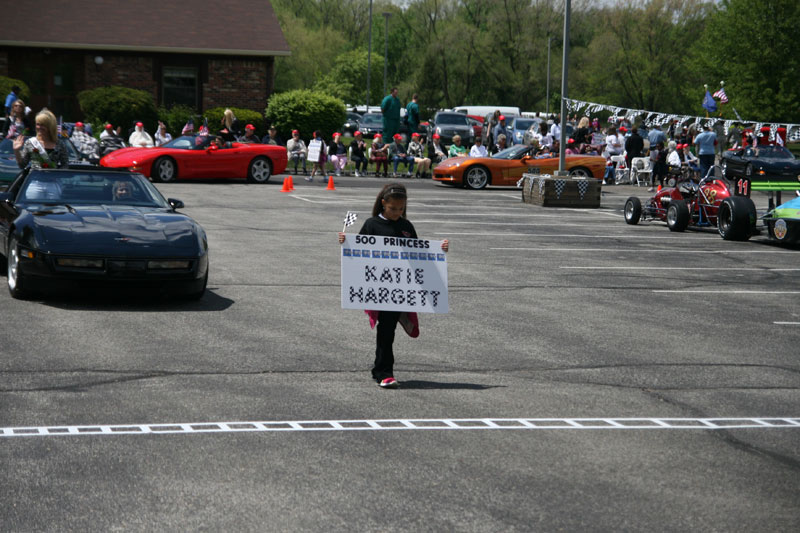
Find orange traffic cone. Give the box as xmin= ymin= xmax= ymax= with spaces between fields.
xmin=280 ymin=177 xmax=291 ymax=192
xmin=326 ymin=175 xmax=336 ymax=190
xmin=657 ymin=184 xmax=662 ymax=192
xmin=287 ymin=176 xmax=295 ymax=191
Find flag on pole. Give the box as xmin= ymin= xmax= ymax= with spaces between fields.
xmin=342 ymin=211 xmax=358 ymax=232
xmin=776 ymin=129 xmax=784 ymax=146
xmin=198 ymin=117 xmax=209 ymax=136
xmin=181 ymin=118 xmax=194 ymax=135
xmin=713 ymin=87 xmax=728 ymax=104
xmin=702 ymin=90 xmax=717 ymax=113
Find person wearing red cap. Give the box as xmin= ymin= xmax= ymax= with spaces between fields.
xmin=239 ymin=124 xmax=260 ymax=144
xmin=369 ymin=133 xmax=389 ymax=177
xmin=128 ymin=121 xmax=154 ymax=148
xmin=493 ymin=115 xmax=508 ymax=147
xmin=286 ymin=129 xmax=307 ymax=174
xmin=428 ymin=132 xmax=447 ymax=164
xmin=70 ymin=120 xmax=100 ymax=158
xmin=407 ymin=132 xmax=431 ymax=178
xmin=329 ymin=132 xmax=348 ymax=177
xmin=388 ymin=133 xmax=414 ymax=177
xmin=350 ymin=131 xmax=368 ymax=177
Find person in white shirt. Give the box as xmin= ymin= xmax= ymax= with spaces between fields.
xmin=549 ymin=119 xmax=561 ymax=141
xmin=666 ymin=140 xmax=681 ymax=167
xmin=154 ymin=122 xmax=172 ymax=146
xmin=128 ymin=122 xmax=154 ymax=147
xmin=469 ymin=136 xmax=488 ymax=158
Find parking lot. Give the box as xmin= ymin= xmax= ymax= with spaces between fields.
xmin=1 ymin=176 xmax=798 ymax=531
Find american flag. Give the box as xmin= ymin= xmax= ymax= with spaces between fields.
xmin=181 ymin=118 xmax=194 ymax=135
xmin=198 ymin=117 xmax=209 ymax=136
xmin=343 ymin=211 xmax=358 ymax=229
xmin=713 ymin=87 xmax=728 ymax=104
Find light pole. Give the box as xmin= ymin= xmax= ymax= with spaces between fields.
xmin=557 ymin=0 xmax=571 ymax=175
xmin=383 ymin=12 xmax=392 ymax=98
xmin=546 ymin=36 xmax=552 ymax=117
xmin=366 ymin=0 xmax=374 ymax=112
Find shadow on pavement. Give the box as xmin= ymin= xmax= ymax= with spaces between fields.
xmin=38 ymin=286 xmax=234 ymax=312
xmin=399 ymin=380 xmax=503 ymax=391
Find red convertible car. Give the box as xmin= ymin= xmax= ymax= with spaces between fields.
xmin=100 ymin=135 xmax=287 ymax=183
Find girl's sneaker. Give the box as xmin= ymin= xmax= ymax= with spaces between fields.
xmin=379 ymin=377 xmax=398 ymax=389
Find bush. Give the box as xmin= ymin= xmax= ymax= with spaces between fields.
xmin=0 ymin=77 xmax=30 ymax=106
xmin=77 ymin=86 xmax=158 ymax=134
xmin=204 ymin=107 xmax=265 ymax=137
xmin=265 ymin=90 xmax=346 ymax=141
xmin=157 ymin=105 xmax=198 ymax=137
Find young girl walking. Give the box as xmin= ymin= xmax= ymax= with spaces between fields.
xmin=338 ymin=183 xmax=449 ymax=388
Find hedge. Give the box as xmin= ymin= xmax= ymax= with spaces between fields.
xmin=77 ymin=86 xmax=158 ymax=134
xmin=265 ymin=90 xmax=346 ymax=141
xmin=157 ymin=105 xmax=197 ymax=137
xmin=0 ymin=77 xmax=30 ymax=107
xmin=204 ymin=107 xmax=265 ymax=137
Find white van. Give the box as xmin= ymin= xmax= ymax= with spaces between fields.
xmin=452 ymin=105 xmax=521 ymax=117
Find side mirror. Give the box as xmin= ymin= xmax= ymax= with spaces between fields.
xmin=0 ymin=192 xmax=11 ymax=204
xmin=168 ymin=198 xmax=184 ymax=210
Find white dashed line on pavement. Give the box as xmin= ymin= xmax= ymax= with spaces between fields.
xmin=2 ymin=417 xmax=798 ymax=438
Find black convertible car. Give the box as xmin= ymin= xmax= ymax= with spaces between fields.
xmin=0 ymin=168 xmax=208 ymax=299
xmin=721 ymin=145 xmax=800 ymax=184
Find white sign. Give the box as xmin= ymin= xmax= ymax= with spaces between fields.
xmin=307 ymin=139 xmax=322 ymax=163
xmin=341 ymin=234 xmax=448 ymax=313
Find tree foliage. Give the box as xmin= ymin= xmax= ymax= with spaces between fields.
xmin=0 ymin=76 xmax=30 ymax=104
xmin=265 ymin=89 xmax=345 ymax=140
xmin=270 ymin=0 xmax=799 ymax=122
xmin=77 ymin=86 xmax=158 ymax=132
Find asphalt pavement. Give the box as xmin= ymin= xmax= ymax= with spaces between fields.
xmin=1 ymin=174 xmax=798 ymax=531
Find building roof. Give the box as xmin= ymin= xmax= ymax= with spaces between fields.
xmin=0 ymin=1 xmax=290 ymax=57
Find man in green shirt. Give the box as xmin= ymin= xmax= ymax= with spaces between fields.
xmin=406 ymin=94 xmax=420 ymax=136
xmin=381 ymin=87 xmax=401 ymax=140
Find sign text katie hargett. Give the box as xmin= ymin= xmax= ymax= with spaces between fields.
xmin=341 ymin=234 xmax=448 ymax=313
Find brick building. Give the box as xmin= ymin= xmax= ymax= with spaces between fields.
xmin=0 ymin=0 xmax=290 ymax=120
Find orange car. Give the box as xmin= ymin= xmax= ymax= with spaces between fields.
xmin=432 ymin=145 xmax=606 ymax=189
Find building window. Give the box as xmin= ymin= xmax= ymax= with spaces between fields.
xmin=162 ymin=67 xmax=197 ymax=109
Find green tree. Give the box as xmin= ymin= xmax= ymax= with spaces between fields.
xmin=77 ymin=86 xmax=158 ymax=132
xmin=265 ymin=89 xmax=345 ymax=140
xmin=313 ymin=49 xmax=384 ymax=106
xmin=698 ymin=0 xmax=800 ymax=122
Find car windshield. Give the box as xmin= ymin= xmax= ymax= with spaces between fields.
xmin=436 ymin=114 xmax=469 ymax=126
xmin=750 ymin=145 xmax=795 ymax=160
xmin=513 ymin=119 xmax=535 ymax=130
xmin=491 ymin=145 xmax=532 ymax=160
xmin=17 ymin=170 xmax=171 ymax=208
xmin=360 ymin=114 xmax=383 ymax=125
xmin=163 ymin=135 xmax=219 ymax=150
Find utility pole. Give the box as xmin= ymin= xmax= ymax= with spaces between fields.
xmin=366 ymin=0 xmax=373 ymax=112
xmin=557 ymin=0 xmax=570 ymax=175
xmin=383 ymin=12 xmax=392 ymax=98
xmin=546 ymin=36 xmax=551 ymax=116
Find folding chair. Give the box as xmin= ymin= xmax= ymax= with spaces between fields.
xmin=630 ymin=157 xmax=652 ymax=187
xmin=610 ymin=155 xmax=628 ymax=184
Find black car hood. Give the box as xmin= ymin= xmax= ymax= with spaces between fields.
xmin=25 ymin=204 xmax=200 ymax=256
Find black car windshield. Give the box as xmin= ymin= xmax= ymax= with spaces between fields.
xmin=491 ymin=145 xmax=532 ymax=160
xmin=17 ymin=170 xmax=171 ymax=208
xmin=163 ymin=135 xmax=219 ymax=150
xmin=360 ymin=114 xmax=382 ymax=125
xmin=436 ymin=114 xmax=469 ymax=126
xmin=750 ymin=145 xmax=795 ymax=160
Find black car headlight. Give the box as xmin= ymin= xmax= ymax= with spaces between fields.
xmin=147 ymin=260 xmax=191 ymax=269
xmin=56 ymin=258 xmax=104 ymax=268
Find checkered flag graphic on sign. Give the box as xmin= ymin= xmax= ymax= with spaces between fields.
xmin=343 ymin=211 xmax=358 ymax=229
xmin=538 ymin=178 xmax=545 ymax=197
xmin=788 ymin=126 xmax=800 ymax=143
xmin=554 ymin=179 xmax=566 ymax=199
xmin=577 ymin=179 xmax=589 ymax=199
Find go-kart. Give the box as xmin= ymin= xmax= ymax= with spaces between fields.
xmin=763 ymin=195 xmax=800 ymax=244
xmin=623 ymin=166 xmax=757 ymax=241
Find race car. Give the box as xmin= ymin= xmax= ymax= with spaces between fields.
xmin=100 ymin=134 xmax=287 ymax=183
xmin=763 ymin=195 xmax=800 ymax=244
xmin=623 ymin=169 xmax=757 ymax=241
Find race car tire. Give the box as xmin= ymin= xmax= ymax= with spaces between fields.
xmin=666 ymin=200 xmax=689 ymax=232
xmin=717 ymin=196 xmax=755 ymax=241
xmin=624 ymin=197 xmax=642 ymax=225
xmin=464 ymin=165 xmax=490 ymax=189
xmin=152 ymin=157 xmax=177 ymax=183
xmin=247 ymin=156 xmax=272 ymax=183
